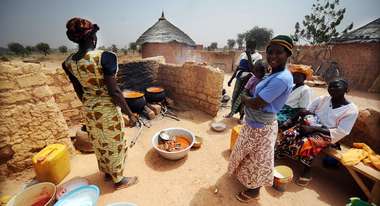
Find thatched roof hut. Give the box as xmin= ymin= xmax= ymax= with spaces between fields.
xmin=136 ymin=12 xmax=196 ymax=46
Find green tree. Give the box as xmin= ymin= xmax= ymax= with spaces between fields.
xmin=8 ymin=42 xmax=26 ymax=56
xmin=58 ymin=45 xmax=68 ymax=53
xmin=292 ymin=0 xmax=353 ymax=44
xmin=227 ymin=39 xmax=236 ymax=50
xmin=111 ymin=44 xmax=118 ymax=53
xmin=244 ymin=26 xmax=273 ymax=49
xmin=236 ymin=33 xmax=245 ymax=49
xmin=35 ymin=42 xmax=50 ymax=56
xmin=25 ymin=46 xmax=34 ymax=54
xmin=207 ymin=42 xmax=218 ymax=51
xmin=121 ymin=48 xmax=128 ymax=55
xmin=129 ymin=42 xmax=138 ymax=51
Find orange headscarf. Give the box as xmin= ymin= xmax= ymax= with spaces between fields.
xmin=288 ymin=64 xmax=313 ymax=80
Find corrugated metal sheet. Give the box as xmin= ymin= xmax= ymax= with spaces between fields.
xmin=332 ymin=18 xmax=380 ymax=44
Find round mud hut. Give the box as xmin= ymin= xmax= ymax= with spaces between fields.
xmin=136 ymin=12 xmax=196 ymax=64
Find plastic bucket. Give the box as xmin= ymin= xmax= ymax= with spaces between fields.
xmin=9 ymin=182 xmax=56 ymax=206
xmin=273 ymin=165 xmax=293 ymax=192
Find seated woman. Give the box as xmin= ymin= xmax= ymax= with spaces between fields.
xmin=275 ymin=79 xmax=358 ymax=186
xmin=277 ymin=64 xmax=313 ymax=128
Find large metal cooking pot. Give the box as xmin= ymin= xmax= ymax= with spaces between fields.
xmin=145 ymin=86 xmax=165 ymax=103
xmin=122 ymin=90 xmax=146 ymax=113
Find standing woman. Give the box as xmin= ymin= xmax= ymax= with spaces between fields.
xmin=228 ymin=35 xmax=294 ymax=202
xmin=62 ymin=17 xmax=138 ymax=189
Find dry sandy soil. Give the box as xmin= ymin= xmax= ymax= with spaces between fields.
xmin=1 ymin=60 xmax=380 ymax=206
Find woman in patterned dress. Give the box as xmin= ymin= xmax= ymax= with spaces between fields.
xmin=228 ymin=35 xmax=294 ymax=203
xmin=275 ymin=79 xmax=358 ymax=186
xmin=62 ymin=17 xmax=138 ymax=189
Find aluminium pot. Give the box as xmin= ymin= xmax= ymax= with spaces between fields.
xmin=122 ymin=90 xmax=146 ymax=113
xmin=145 ymin=86 xmax=165 ymax=103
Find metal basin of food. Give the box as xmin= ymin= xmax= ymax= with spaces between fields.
xmin=152 ymin=128 xmax=195 ymax=160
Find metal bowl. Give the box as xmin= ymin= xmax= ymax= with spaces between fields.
xmin=152 ymin=128 xmax=195 ymax=160
xmin=211 ymin=122 xmax=227 ymax=132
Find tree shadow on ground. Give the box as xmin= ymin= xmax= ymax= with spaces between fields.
xmin=189 ymin=173 xmax=256 ymax=206
xmin=83 ymin=172 xmax=114 ymax=195
xmin=273 ymin=155 xmax=366 ymax=205
xmin=221 ymin=149 xmax=231 ymax=161
xmin=144 ymin=148 xmax=187 ymax=172
xmin=206 ymin=117 xmax=239 ymax=136
xmin=176 ymin=109 xmax=212 ymax=124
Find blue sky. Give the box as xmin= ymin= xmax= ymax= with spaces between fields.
xmin=0 ymin=0 xmax=379 ymax=48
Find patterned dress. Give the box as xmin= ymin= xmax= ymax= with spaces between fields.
xmin=228 ymin=122 xmax=278 ymax=189
xmin=64 ymin=50 xmax=127 ymax=183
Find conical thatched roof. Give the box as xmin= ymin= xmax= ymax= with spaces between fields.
xmin=136 ymin=12 xmax=196 ymax=46
xmin=332 ymin=18 xmax=380 ymax=43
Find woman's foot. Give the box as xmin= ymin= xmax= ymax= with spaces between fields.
xmin=296 ymin=176 xmax=312 ymax=186
xmin=114 ymin=176 xmax=138 ymax=190
xmin=296 ymin=166 xmax=312 ymax=186
xmin=235 ymin=188 xmax=260 ymax=203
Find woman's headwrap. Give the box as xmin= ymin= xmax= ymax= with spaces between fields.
xmin=288 ymin=64 xmax=313 ymax=80
xmin=66 ymin=17 xmax=99 ymax=43
xmin=267 ymin=35 xmax=294 ymax=56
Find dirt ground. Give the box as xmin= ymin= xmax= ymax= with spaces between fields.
xmin=1 ymin=65 xmax=379 ymax=205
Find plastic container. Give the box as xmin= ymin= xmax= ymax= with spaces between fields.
xmin=56 ymin=177 xmax=89 ymax=200
xmin=230 ymin=125 xmax=242 ymax=150
xmin=273 ymin=165 xmax=293 ymax=192
xmin=8 ymin=182 xmax=56 ymax=206
xmin=32 ymin=144 xmax=70 ymax=184
xmin=53 ymin=185 xmax=99 ymax=206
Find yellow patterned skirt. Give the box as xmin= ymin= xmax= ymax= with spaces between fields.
xmin=84 ymin=95 xmax=127 ymax=183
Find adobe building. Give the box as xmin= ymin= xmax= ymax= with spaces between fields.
xmin=136 ymin=12 xmax=196 ymax=64
xmin=293 ymin=18 xmax=380 ymax=92
xmin=330 ymin=18 xmax=380 ymax=92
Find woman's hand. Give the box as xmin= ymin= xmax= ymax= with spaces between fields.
xmin=228 ymin=80 xmax=233 ymax=87
xmin=241 ymin=94 xmax=249 ymax=104
xmin=128 ymin=114 xmax=138 ymax=127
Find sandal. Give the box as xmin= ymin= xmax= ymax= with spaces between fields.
xmin=235 ymin=190 xmax=259 ymax=203
xmin=296 ymin=177 xmax=312 ymax=187
xmin=114 ymin=176 xmax=139 ymax=190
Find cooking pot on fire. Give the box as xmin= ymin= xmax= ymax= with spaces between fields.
xmin=122 ymin=90 xmax=146 ymax=113
xmin=145 ymin=86 xmax=165 ymax=103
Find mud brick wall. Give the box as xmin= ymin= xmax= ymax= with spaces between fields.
xmin=43 ymin=67 xmax=84 ymax=126
xmin=291 ymin=43 xmax=380 ymax=92
xmin=0 ymin=62 xmax=73 ymax=176
xmin=194 ymin=50 xmax=240 ymax=73
xmin=141 ymin=42 xmax=196 ymax=65
xmin=157 ymin=62 xmax=224 ymax=116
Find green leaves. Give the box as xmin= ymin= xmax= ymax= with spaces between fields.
xmin=292 ymin=0 xmax=353 ymax=44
